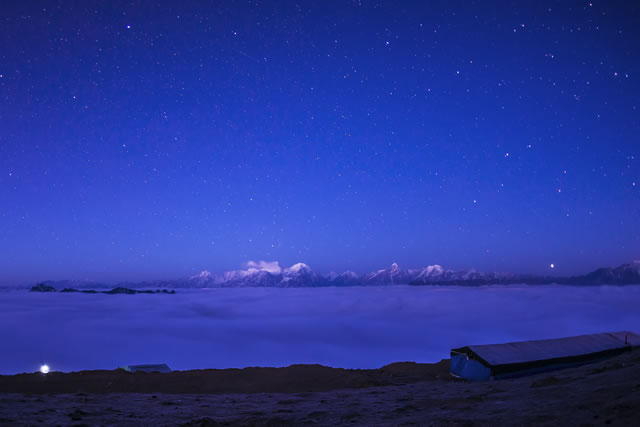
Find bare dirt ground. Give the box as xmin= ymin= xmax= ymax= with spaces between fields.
xmin=1 ymin=352 xmax=639 ymax=426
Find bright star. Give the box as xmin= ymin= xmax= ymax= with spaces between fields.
xmin=40 ymin=364 xmax=50 ymax=374
xmin=550 ymin=264 xmax=555 ymax=269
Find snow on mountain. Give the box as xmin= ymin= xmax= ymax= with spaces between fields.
xmin=414 ymin=264 xmax=445 ymax=279
xmin=282 ymin=263 xmax=322 ymax=286
xmin=285 ymin=262 xmax=310 ymax=273
xmin=189 ymin=270 xmax=215 ymax=286
xmin=193 ymin=270 xmax=214 ymax=279
xmin=192 ymin=261 xmax=326 ymax=287
xmin=364 ymin=262 xmax=413 ymax=285
xmin=363 ymin=263 xmax=459 ymax=285
xmin=222 ymin=268 xmax=280 ymax=287
xmin=328 ymin=270 xmax=360 ymax=286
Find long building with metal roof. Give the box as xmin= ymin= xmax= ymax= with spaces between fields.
xmin=450 ymin=331 xmax=640 ymax=381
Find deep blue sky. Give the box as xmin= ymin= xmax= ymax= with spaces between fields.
xmin=1 ymin=1 xmax=639 ymax=285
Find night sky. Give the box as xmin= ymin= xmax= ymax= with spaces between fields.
xmin=1 ymin=1 xmax=639 ymax=285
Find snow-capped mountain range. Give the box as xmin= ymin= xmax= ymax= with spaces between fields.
xmin=183 ymin=261 xmax=513 ymax=288
xmin=207 ymin=262 xmax=324 ymax=287
xmin=36 ymin=260 xmax=640 ymax=289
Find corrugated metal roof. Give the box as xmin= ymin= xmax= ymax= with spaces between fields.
xmin=465 ymin=331 xmax=640 ymax=367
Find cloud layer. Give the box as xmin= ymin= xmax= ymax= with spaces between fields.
xmin=245 ymin=260 xmax=282 ymax=273
xmin=1 ymin=285 xmax=639 ymax=374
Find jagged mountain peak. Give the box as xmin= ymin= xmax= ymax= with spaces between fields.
xmin=285 ymin=262 xmax=312 ymax=273
xmin=417 ymin=264 xmax=445 ymax=275
xmin=327 ymin=270 xmax=361 ymax=286
xmin=192 ymin=270 xmax=213 ymax=280
xmin=340 ymin=270 xmax=359 ymax=278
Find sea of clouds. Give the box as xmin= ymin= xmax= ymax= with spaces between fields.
xmin=1 ymin=285 xmax=640 ymax=374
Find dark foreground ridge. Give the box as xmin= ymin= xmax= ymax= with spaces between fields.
xmin=1 ymin=353 xmax=639 ymax=426
xmin=29 ymin=284 xmax=175 ymax=295
xmin=0 ymin=361 xmax=449 ymax=394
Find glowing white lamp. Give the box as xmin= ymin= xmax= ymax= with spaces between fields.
xmin=40 ymin=364 xmax=50 ymax=374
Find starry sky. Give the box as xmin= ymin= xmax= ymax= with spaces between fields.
xmin=1 ymin=1 xmax=639 ymax=285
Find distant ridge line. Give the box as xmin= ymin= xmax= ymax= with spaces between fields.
xmin=31 ymin=261 xmax=640 ymax=289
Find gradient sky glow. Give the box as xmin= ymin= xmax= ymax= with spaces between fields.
xmin=1 ymin=1 xmax=639 ymax=285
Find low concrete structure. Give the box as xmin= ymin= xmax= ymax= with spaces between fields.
xmin=120 ymin=364 xmax=172 ymax=373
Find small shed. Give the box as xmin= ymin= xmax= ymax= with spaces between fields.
xmin=450 ymin=331 xmax=639 ymax=381
xmin=121 ymin=364 xmax=172 ymax=373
